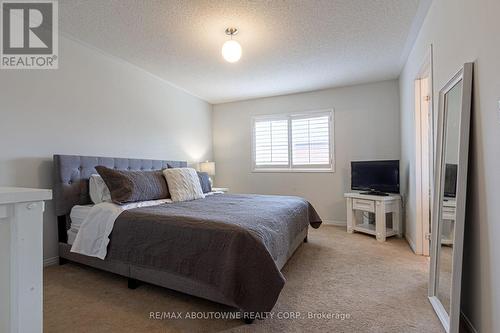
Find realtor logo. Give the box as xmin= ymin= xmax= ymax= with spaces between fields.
xmin=1 ymin=0 xmax=58 ymax=69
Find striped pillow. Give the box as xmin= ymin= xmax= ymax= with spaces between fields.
xmin=95 ymin=166 xmax=169 ymax=204
xmin=163 ymin=168 xmax=205 ymax=202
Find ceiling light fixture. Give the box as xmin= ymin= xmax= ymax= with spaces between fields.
xmin=221 ymin=28 xmax=241 ymax=63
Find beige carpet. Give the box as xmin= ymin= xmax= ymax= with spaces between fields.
xmin=44 ymin=226 xmax=443 ymax=333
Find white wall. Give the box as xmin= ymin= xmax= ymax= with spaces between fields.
xmin=0 ymin=221 xmax=9 ymax=333
xmin=399 ymin=0 xmax=500 ymax=331
xmin=0 ymin=36 xmax=213 ymax=261
xmin=213 ymin=80 xmax=400 ymax=224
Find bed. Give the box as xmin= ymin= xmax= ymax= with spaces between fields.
xmin=53 ymin=154 xmax=321 ymax=321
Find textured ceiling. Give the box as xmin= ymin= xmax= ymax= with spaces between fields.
xmin=59 ymin=0 xmax=422 ymax=103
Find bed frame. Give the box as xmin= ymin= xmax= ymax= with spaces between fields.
xmin=53 ymin=154 xmax=308 ymax=322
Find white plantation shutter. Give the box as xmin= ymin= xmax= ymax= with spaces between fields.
xmin=254 ymin=118 xmax=289 ymax=166
xmin=253 ymin=110 xmax=333 ymax=171
xmin=291 ymin=115 xmax=331 ymax=166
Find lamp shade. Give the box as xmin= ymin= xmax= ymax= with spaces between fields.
xmin=199 ymin=161 xmax=215 ymax=176
xmin=221 ymin=40 xmax=242 ymax=63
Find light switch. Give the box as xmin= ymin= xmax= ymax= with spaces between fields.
xmin=498 ymin=100 xmax=500 ymax=123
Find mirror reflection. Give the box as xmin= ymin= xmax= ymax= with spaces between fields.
xmin=437 ymin=80 xmax=462 ymax=314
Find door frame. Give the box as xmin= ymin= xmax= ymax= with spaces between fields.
xmin=414 ymin=45 xmax=434 ymax=256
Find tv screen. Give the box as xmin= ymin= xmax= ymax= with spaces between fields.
xmin=351 ymin=160 xmax=400 ymax=194
xmin=444 ymin=164 xmax=458 ymax=198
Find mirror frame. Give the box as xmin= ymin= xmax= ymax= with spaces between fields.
xmin=428 ymin=62 xmax=473 ymax=333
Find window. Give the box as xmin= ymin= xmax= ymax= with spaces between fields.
xmin=254 ymin=118 xmax=289 ymax=166
xmin=252 ymin=110 xmax=334 ymax=172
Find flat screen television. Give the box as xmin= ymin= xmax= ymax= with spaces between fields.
xmin=351 ymin=160 xmax=400 ymax=194
xmin=444 ymin=163 xmax=458 ymax=198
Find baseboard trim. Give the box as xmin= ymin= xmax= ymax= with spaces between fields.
xmin=43 ymin=256 xmax=59 ymax=267
xmin=322 ymin=220 xmax=346 ymax=226
xmin=405 ymin=233 xmax=417 ymax=253
xmin=460 ymin=311 xmax=478 ymax=333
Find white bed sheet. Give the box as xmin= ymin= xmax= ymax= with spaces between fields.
xmin=68 ymin=205 xmax=93 ymax=245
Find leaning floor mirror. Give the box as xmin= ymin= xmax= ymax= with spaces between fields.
xmin=429 ymin=62 xmax=473 ymax=333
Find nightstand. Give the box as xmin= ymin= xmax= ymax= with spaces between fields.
xmin=212 ymin=187 xmax=229 ymax=193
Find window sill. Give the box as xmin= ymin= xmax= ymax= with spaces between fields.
xmin=252 ymin=168 xmax=335 ymax=173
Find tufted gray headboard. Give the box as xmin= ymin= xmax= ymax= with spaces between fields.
xmin=53 ymin=154 xmax=187 ymax=217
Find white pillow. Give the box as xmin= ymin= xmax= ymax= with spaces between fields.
xmin=89 ymin=174 xmax=111 ymax=204
xmin=162 ymin=168 xmax=205 ymax=202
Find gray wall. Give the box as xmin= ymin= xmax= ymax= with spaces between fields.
xmin=399 ymin=0 xmax=500 ymax=331
xmin=213 ymin=80 xmax=401 ymax=223
xmin=0 ymin=36 xmax=213 ymax=262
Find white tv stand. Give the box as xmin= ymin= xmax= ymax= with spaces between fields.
xmin=441 ymin=198 xmax=456 ymax=245
xmin=345 ymin=192 xmax=402 ymax=242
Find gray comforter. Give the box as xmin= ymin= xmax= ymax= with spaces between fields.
xmin=107 ymin=194 xmax=322 ymax=312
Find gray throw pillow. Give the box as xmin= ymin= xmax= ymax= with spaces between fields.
xmin=197 ymin=172 xmax=212 ymax=193
xmin=95 ymin=166 xmax=169 ymax=204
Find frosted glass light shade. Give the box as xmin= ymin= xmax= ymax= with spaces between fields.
xmin=221 ymin=40 xmax=242 ymax=63
xmin=199 ymin=161 xmax=216 ymax=176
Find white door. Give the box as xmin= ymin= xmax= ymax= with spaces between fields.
xmin=414 ymin=53 xmax=433 ymax=256
xmin=420 ymin=76 xmax=432 ymax=256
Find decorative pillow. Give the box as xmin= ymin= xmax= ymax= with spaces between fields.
xmin=95 ymin=166 xmax=169 ymax=204
xmin=163 ymin=168 xmax=205 ymax=202
xmin=89 ymin=174 xmax=111 ymax=204
xmin=197 ymin=172 xmax=212 ymax=193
